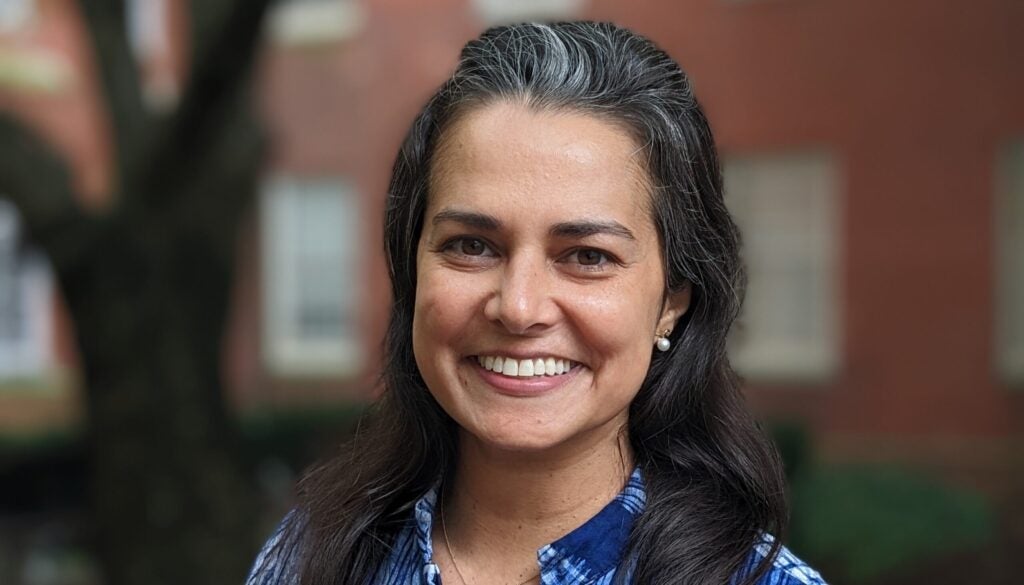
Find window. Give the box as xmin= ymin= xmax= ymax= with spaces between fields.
xmin=471 ymin=0 xmax=586 ymax=25
xmin=267 ymin=0 xmax=365 ymax=47
xmin=996 ymin=141 xmax=1024 ymax=381
xmin=126 ymin=0 xmax=168 ymax=63
xmin=261 ymin=176 xmax=362 ymax=377
xmin=0 ymin=0 xmax=35 ymax=35
xmin=0 ymin=199 xmax=53 ymax=380
xmin=126 ymin=0 xmax=179 ymax=108
xmin=724 ymin=152 xmax=840 ymax=381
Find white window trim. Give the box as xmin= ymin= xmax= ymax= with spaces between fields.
xmin=260 ymin=175 xmax=363 ymax=378
xmin=725 ymin=151 xmax=841 ymax=383
xmin=996 ymin=140 xmax=1024 ymax=382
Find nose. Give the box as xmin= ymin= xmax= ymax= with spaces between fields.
xmin=483 ymin=252 xmax=557 ymax=335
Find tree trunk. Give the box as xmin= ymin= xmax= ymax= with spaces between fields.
xmin=0 ymin=1 xmax=275 ymax=583
xmin=69 ymin=188 xmax=259 ymax=585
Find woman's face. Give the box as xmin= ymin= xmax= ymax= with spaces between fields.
xmin=413 ymin=102 xmax=688 ymax=456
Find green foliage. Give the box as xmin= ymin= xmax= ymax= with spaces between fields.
xmin=0 ymin=426 xmax=80 ymax=463
xmin=770 ymin=421 xmax=811 ymax=482
xmin=239 ymin=403 xmax=367 ymax=469
xmin=789 ymin=464 xmax=993 ymax=583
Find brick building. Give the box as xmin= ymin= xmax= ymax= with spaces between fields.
xmin=0 ymin=0 xmax=1021 ymax=487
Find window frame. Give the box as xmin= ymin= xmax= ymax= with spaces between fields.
xmin=0 ymin=200 xmax=54 ymax=384
xmin=260 ymin=175 xmax=363 ymax=378
xmin=0 ymin=0 xmax=35 ymax=35
xmin=723 ymin=150 xmax=842 ymax=383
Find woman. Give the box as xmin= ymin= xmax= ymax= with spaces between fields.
xmin=247 ymin=21 xmax=826 ymax=585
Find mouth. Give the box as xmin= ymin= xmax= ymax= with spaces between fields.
xmin=473 ymin=355 xmax=579 ymax=378
xmin=467 ymin=354 xmax=583 ymax=397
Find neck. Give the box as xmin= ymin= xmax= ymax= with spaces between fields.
xmin=437 ymin=424 xmax=634 ymax=583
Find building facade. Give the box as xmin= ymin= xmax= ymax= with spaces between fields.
xmin=1 ymin=0 xmax=1021 ymax=487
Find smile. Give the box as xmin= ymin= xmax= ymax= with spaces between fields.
xmin=475 ymin=355 xmax=577 ymax=378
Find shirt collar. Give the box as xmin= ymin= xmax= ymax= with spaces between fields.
xmin=412 ymin=468 xmax=645 ymax=583
xmin=413 ymin=487 xmax=440 ymax=573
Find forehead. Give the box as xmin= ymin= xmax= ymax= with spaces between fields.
xmin=427 ymin=102 xmax=655 ymax=231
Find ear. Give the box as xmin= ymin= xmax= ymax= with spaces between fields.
xmin=657 ymin=284 xmax=691 ymax=335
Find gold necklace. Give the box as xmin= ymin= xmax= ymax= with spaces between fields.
xmin=439 ymin=493 xmax=539 ymax=585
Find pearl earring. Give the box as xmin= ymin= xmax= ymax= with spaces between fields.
xmin=655 ymin=329 xmax=672 ymax=352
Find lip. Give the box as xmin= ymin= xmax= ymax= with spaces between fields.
xmin=468 ymin=357 xmax=582 ymax=397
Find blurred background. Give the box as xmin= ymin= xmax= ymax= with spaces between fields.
xmin=0 ymin=0 xmax=1021 ymax=584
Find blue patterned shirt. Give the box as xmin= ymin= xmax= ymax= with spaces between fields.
xmin=246 ymin=469 xmax=826 ymax=585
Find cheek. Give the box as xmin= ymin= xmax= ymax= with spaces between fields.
xmin=569 ymin=279 xmax=664 ymax=360
xmin=412 ymin=267 xmax=478 ymax=359
xmin=412 ymin=269 xmax=483 ymax=411
xmin=413 ymin=283 xmax=446 ymax=359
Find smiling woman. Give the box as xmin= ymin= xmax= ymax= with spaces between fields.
xmin=246 ymin=21 xmax=826 ymax=585
xmin=413 ymin=104 xmax=687 ymax=457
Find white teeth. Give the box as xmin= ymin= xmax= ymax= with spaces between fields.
xmin=476 ymin=355 xmax=575 ymax=377
xmin=502 ymin=359 xmax=518 ymax=376
xmin=519 ymin=360 xmax=534 ymax=376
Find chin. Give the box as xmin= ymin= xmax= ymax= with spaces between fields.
xmin=461 ymin=420 xmax=572 ymax=454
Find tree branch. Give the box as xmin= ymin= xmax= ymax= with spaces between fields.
xmin=175 ymin=0 xmax=272 ymax=166
xmin=196 ymin=106 xmax=265 ymax=243
xmin=76 ymin=0 xmax=150 ymax=180
xmin=0 ymin=114 xmax=102 ymax=272
xmin=130 ymin=0 xmax=273 ymax=217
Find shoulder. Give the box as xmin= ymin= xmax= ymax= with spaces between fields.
xmin=742 ymin=536 xmax=827 ymax=585
xmin=245 ymin=510 xmax=306 ymax=585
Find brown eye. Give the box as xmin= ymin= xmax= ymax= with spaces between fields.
xmin=461 ymin=238 xmax=487 ymax=256
xmin=577 ymin=249 xmax=606 ymax=266
xmin=442 ymin=237 xmax=493 ymax=258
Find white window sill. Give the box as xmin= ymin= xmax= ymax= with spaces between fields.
xmin=731 ymin=346 xmax=838 ymax=384
xmin=264 ymin=338 xmax=363 ymax=379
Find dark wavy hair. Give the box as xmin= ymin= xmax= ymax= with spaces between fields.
xmin=296 ymin=21 xmax=787 ymax=585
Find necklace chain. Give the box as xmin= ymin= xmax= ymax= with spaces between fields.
xmin=440 ymin=492 xmax=539 ymax=585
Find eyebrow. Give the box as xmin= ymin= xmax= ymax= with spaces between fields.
xmin=431 ymin=209 xmax=501 ymax=231
xmin=430 ymin=208 xmax=636 ymax=241
xmin=550 ymin=220 xmax=636 ymax=241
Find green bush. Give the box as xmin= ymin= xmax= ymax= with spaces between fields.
xmin=789 ymin=464 xmax=993 ymax=583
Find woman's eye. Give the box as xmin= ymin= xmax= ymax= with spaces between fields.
xmin=575 ymin=249 xmax=606 ymax=266
xmin=445 ymin=237 xmax=492 ymax=257
xmin=564 ymin=248 xmax=614 ymax=269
